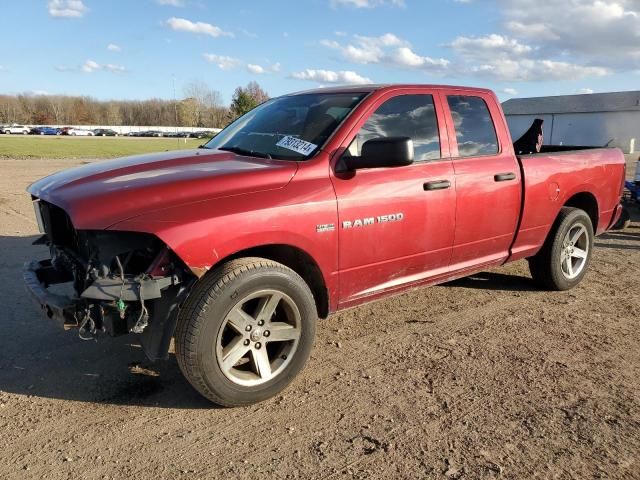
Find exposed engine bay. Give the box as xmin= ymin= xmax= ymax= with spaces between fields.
xmin=24 ymin=198 xmax=196 ymax=360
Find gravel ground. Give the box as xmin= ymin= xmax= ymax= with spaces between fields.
xmin=0 ymin=157 xmax=638 ymax=480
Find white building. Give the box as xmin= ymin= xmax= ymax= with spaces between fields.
xmin=503 ymin=91 xmax=640 ymax=154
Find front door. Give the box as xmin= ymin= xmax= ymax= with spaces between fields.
xmin=331 ymin=91 xmax=456 ymax=306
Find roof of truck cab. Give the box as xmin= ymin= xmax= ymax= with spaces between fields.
xmin=288 ymin=84 xmax=494 ymax=96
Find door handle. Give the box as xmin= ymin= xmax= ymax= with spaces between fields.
xmin=494 ymin=172 xmax=516 ymax=182
xmin=423 ymin=180 xmax=451 ymax=191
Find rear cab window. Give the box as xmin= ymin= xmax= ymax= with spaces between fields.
xmin=447 ymin=95 xmax=498 ymax=157
xmin=346 ymin=94 xmax=441 ymax=162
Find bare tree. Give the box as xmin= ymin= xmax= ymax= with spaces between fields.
xmin=246 ymin=81 xmax=270 ymax=105
xmin=0 ymin=92 xmax=230 ymax=127
xmin=48 ymin=96 xmax=66 ymax=124
xmin=184 ymin=81 xmax=224 ymax=127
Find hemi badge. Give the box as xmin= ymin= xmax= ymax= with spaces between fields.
xmin=316 ymin=223 xmax=335 ymax=233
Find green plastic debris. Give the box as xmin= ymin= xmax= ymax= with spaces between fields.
xmin=116 ymin=298 xmax=126 ymax=317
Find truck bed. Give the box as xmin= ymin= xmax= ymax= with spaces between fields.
xmin=510 ymin=147 xmax=626 ymax=261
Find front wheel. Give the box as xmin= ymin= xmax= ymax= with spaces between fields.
xmin=175 ymin=258 xmax=317 ymax=407
xmin=528 ymin=207 xmax=594 ymax=290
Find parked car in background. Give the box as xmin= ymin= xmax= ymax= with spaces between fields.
xmin=3 ymin=124 xmax=30 ymax=134
xmin=164 ymin=131 xmax=187 ymax=138
xmin=68 ymin=128 xmax=94 ymax=136
xmin=93 ymin=128 xmax=118 ymax=136
xmin=189 ymin=131 xmax=211 ymax=139
xmin=139 ymin=130 xmax=163 ymax=137
xmin=30 ymin=126 xmax=60 ymax=135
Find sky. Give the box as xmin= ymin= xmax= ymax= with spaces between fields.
xmin=1 ymin=0 xmax=639 ymax=104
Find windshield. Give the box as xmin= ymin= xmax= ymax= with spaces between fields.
xmin=204 ymin=92 xmax=367 ymax=160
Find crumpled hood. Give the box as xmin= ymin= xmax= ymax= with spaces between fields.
xmin=28 ymin=149 xmax=298 ymax=229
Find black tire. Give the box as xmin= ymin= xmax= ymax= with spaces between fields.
xmin=175 ymin=258 xmax=317 ymax=407
xmin=528 ymin=207 xmax=594 ymax=291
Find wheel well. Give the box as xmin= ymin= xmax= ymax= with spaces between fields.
xmin=564 ymin=192 xmax=598 ymax=231
xmin=224 ymin=244 xmax=330 ymax=319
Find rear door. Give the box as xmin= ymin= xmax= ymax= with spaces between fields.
xmin=441 ymin=91 xmax=521 ymax=270
xmin=331 ymin=90 xmax=456 ymax=305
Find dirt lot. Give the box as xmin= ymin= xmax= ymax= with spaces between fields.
xmin=0 ymin=157 xmax=638 ymax=479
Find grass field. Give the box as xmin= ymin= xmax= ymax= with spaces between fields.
xmin=0 ymin=135 xmax=206 ymax=159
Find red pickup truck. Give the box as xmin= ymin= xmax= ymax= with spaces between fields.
xmin=24 ymin=84 xmax=625 ymax=406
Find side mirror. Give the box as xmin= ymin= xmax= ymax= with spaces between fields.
xmin=345 ymin=137 xmax=414 ymax=170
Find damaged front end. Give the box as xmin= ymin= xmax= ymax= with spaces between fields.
xmin=23 ymin=199 xmax=196 ymax=360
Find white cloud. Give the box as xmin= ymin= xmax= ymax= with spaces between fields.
xmin=321 ymin=33 xmax=403 ymax=63
xmin=204 ymin=54 xmax=280 ymax=74
xmin=446 ymin=32 xmax=609 ymax=81
xmin=577 ymin=88 xmax=595 ymax=94
xmin=157 ymin=0 xmax=185 ymax=6
xmin=28 ymin=90 xmax=51 ymax=96
xmin=104 ymin=64 xmax=126 ymax=73
xmin=322 ymin=33 xmax=449 ymax=73
xmin=247 ymin=64 xmax=265 ymax=74
xmin=500 ymin=0 xmax=640 ymax=69
xmin=391 ymin=47 xmax=450 ymax=71
xmin=166 ymin=17 xmax=233 ymax=38
xmin=321 ymin=28 xmax=610 ymax=82
xmin=291 ymin=69 xmax=372 ymax=84
xmin=470 ymin=59 xmax=608 ymax=81
xmin=81 ymin=60 xmax=101 ymax=73
xmin=107 ymin=43 xmax=121 ymax=52
xmin=81 ymin=60 xmax=126 ymax=73
xmin=330 ymin=0 xmax=405 ymax=7
xmin=502 ymin=88 xmax=518 ymax=96
xmin=203 ymin=53 xmax=242 ymax=70
xmin=449 ymin=34 xmax=533 ymax=60
xmin=48 ymin=0 xmax=87 ymax=18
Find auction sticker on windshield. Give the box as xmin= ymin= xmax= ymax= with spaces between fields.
xmin=276 ymin=136 xmax=318 ymax=156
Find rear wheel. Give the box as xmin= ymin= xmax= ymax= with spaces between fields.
xmin=528 ymin=207 xmax=594 ymax=290
xmin=175 ymin=258 xmax=317 ymax=407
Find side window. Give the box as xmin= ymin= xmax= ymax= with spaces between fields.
xmin=447 ymin=95 xmax=498 ymax=157
xmin=347 ymin=94 xmax=441 ymax=162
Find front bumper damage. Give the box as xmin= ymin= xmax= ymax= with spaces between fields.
xmin=24 ymin=199 xmax=198 ymax=360
xmin=23 ymin=259 xmax=77 ymax=329
xmin=24 ymin=259 xmax=178 ymax=328
xmin=23 ymin=256 xmax=194 ymax=361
